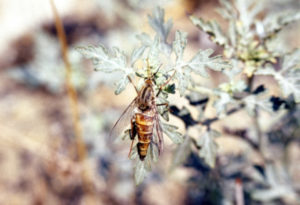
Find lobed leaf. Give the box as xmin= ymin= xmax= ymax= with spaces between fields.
xmin=162 ymin=123 xmax=183 ymax=144
xmin=77 ymin=45 xmax=134 ymax=95
xmin=187 ymin=49 xmax=231 ymax=76
xmin=213 ymin=91 xmax=233 ymax=116
xmin=136 ymin=32 xmax=152 ymax=46
xmin=276 ymin=68 xmax=300 ymax=103
xmin=114 ymin=76 xmax=130 ymax=95
xmin=77 ymin=45 xmax=126 ymax=72
xmin=263 ymin=11 xmax=300 ymax=39
xmin=148 ymin=36 xmax=161 ymax=68
xmin=251 ymin=163 xmax=300 ymax=202
xmin=148 ymin=7 xmax=173 ymax=43
xmin=131 ymin=45 xmax=147 ymax=66
xmin=197 ymin=129 xmax=220 ymax=168
xmin=282 ymin=48 xmax=300 ymax=71
xmin=217 ymin=0 xmax=237 ymax=20
xmin=170 ymin=136 xmax=192 ymax=171
xmin=190 ymin=16 xmax=228 ymax=46
xmin=176 ymin=69 xmax=191 ymax=96
xmin=256 ymin=50 xmax=300 ymax=103
xmin=173 ymin=31 xmax=187 ymax=60
xmin=243 ymin=94 xmax=273 ymax=116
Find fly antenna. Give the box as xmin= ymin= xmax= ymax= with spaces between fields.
xmin=153 ymin=64 xmax=162 ymax=78
xmin=146 ymin=58 xmax=151 ymax=80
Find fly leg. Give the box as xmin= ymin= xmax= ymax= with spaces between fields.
xmin=128 ymin=117 xmax=137 ymax=158
xmin=156 ymin=103 xmax=168 ymax=107
xmin=156 ymin=102 xmax=170 ymax=114
xmin=156 ymin=70 xmax=176 ymax=97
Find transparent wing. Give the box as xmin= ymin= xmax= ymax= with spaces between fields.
xmin=109 ymin=98 xmax=137 ymax=141
xmin=154 ymin=107 xmax=164 ymax=155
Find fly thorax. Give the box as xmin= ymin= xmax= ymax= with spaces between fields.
xmin=138 ymin=84 xmax=154 ymax=111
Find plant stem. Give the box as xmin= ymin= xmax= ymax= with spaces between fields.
xmin=247 ymin=75 xmax=265 ymax=160
xmin=49 ymin=0 xmax=95 ymax=201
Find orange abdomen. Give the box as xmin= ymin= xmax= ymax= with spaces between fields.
xmin=135 ymin=112 xmax=154 ymax=160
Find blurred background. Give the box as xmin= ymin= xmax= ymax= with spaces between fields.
xmin=0 ymin=0 xmax=299 ymax=204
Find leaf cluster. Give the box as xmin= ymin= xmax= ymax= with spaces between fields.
xmin=77 ymin=6 xmax=232 ymax=184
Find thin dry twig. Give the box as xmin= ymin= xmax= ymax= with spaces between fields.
xmin=49 ymin=0 xmax=86 ymax=161
xmin=49 ymin=0 xmax=95 ymax=201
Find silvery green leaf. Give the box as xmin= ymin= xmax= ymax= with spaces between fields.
xmin=252 ymin=186 xmax=297 ymax=202
xmin=170 ymin=136 xmax=192 ymax=171
xmin=175 ymin=69 xmax=191 ymax=96
xmin=77 ymin=45 xmax=126 ymax=72
xmin=282 ymin=49 xmax=300 ymax=71
xmin=219 ymin=79 xmax=247 ymax=93
xmin=162 ymin=123 xmax=183 ymax=144
xmin=190 ymin=16 xmax=228 ymax=46
xmin=134 ymin=160 xmax=147 ymax=185
xmin=252 ymin=163 xmax=299 ymax=202
xmin=148 ymin=7 xmax=173 ymax=42
xmin=236 ymin=0 xmax=265 ymax=30
xmin=243 ymin=94 xmax=273 ymax=116
xmin=228 ymin=20 xmax=237 ymax=47
xmin=114 ymin=76 xmax=130 ymax=95
xmin=213 ymin=91 xmax=232 ymax=115
xmin=263 ymin=11 xmax=300 ymax=39
xmin=136 ymin=33 xmax=152 ymax=46
xmin=223 ymin=59 xmax=242 ymax=79
xmin=217 ymin=0 xmax=237 ymax=20
xmin=173 ymin=47 xmax=229 ymax=95
xmin=186 ymin=92 xmax=208 ymax=120
xmin=77 ymin=45 xmax=107 ymax=67
xmin=187 ymin=49 xmax=231 ymax=76
xmin=233 ymin=80 xmax=247 ymax=92
xmin=148 ymin=36 xmax=160 ymax=68
xmin=256 ymin=52 xmax=300 ymax=103
xmin=177 ymin=106 xmax=191 ymax=117
xmin=197 ymin=130 xmax=220 ymax=168
xmin=77 ymin=45 xmax=135 ymax=95
xmin=173 ymin=31 xmax=187 ymax=60
xmin=131 ymin=45 xmax=147 ymax=65
xmin=276 ymin=68 xmax=300 ymax=103
xmin=265 ymin=34 xmax=290 ymax=57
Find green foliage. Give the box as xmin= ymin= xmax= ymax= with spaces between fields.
xmin=78 ymin=6 xmax=230 ymax=184
xmin=77 ymin=45 xmax=135 ymax=95
xmin=197 ymin=129 xmax=220 ymax=168
xmin=78 ymin=1 xmax=300 ymax=194
xmin=186 ymin=0 xmax=300 ymax=204
xmin=256 ymin=49 xmax=300 ymax=102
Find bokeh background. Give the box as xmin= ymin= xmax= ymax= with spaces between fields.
xmin=0 ymin=0 xmax=299 ymax=204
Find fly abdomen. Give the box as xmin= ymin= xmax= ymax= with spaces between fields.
xmin=135 ymin=113 xmax=154 ymax=160
xmin=137 ymin=142 xmax=150 ymax=160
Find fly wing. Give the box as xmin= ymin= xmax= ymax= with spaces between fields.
xmin=154 ymin=107 xmax=164 ymax=155
xmin=109 ymin=98 xmax=137 ymax=141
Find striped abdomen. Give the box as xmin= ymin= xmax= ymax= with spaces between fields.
xmin=135 ymin=112 xmax=154 ymax=160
